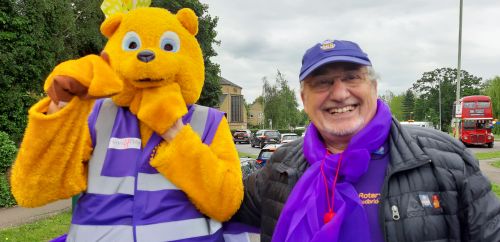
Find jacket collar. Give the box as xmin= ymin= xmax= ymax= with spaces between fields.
xmin=388 ymin=117 xmax=431 ymax=174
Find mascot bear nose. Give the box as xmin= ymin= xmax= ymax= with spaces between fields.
xmin=137 ymin=50 xmax=156 ymax=63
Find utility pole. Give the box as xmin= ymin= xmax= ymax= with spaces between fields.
xmin=456 ymin=0 xmax=463 ymax=102
xmin=439 ymin=79 xmax=442 ymax=131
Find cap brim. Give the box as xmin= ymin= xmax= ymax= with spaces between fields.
xmin=299 ymin=56 xmax=372 ymax=81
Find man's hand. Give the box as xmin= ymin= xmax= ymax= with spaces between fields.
xmin=46 ymin=75 xmax=90 ymax=105
xmin=160 ymin=119 xmax=185 ymax=142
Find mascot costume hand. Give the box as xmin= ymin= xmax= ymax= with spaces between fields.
xmin=10 ymin=1 xmax=245 ymax=241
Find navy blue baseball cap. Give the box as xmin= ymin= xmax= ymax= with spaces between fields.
xmin=299 ymin=39 xmax=372 ymax=81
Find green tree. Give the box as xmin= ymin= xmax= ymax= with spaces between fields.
xmin=483 ymin=76 xmax=500 ymax=134
xmin=388 ymin=93 xmax=404 ymax=121
xmin=379 ymin=90 xmax=394 ymax=104
xmin=152 ymin=0 xmax=221 ymax=107
xmin=483 ymin=76 xmax=500 ymax=117
xmin=401 ymin=90 xmax=415 ymax=121
xmin=298 ymin=109 xmax=310 ymax=127
xmin=0 ymin=131 xmax=17 ymax=173
xmin=70 ymin=0 xmax=107 ymax=56
xmin=0 ymin=0 xmax=222 ymax=143
xmin=412 ymin=67 xmax=482 ymax=131
xmin=0 ymin=0 xmax=79 ymax=143
xmin=263 ymin=71 xmax=301 ymax=129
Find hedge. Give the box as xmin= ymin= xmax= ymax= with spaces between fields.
xmin=0 ymin=131 xmax=18 ymax=208
xmin=0 ymin=131 xmax=17 ymax=173
xmin=0 ymin=172 xmax=16 ymax=207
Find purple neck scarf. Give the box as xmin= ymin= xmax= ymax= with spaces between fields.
xmin=272 ymin=99 xmax=392 ymax=242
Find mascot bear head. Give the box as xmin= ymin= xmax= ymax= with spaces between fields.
xmin=100 ymin=6 xmax=204 ymax=107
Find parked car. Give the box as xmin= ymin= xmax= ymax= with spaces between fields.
xmin=256 ymin=144 xmax=283 ymax=166
xmin=233 ymin=129 xmax=251 ymax=144
xmin=240 ymin=157 xmax=261 ymax=179
xmin=250 ymin=130 xmax=281 ymax=148
xmin=280 ymin=133 xmax=299 ymax=144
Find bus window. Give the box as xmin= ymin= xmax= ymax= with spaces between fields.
xmin=477 ymin=102 xmax=490 ymax=108
xmin=477 ymin=122 xmax=486 ymax=129
xmin=463 ymin=120 xmax=475 ymax=130
xmin=463 ymin=102 xmax=475 ymax=108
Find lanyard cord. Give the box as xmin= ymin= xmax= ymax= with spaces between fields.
xmin=320 ymin=149 xmax=343 ymax=224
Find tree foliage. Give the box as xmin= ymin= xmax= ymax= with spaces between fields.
xmin=483 ymin=76 xmax=500 ymax=134
xmin=387 ymin=93 xmax=404 ymax=121
xmin=412 ymin=67 xmax=482 ymax=131
xmin=0 ymin=0 xmax=222 ymax=143
xmin=262 ymin=71 xmax=302 ymax=129
xmin=401 ymin=90 xmax=415 ymax=121
xmin=483 ymin=76 xmax=500 ymax=117
xmin=0 ymin=131 xmax=17 ymax=173
xmin=0 ymin=0 xmax=82 ymax=143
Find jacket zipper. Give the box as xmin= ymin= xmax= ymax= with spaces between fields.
xmin=391 ymin=201 xmax=404 ymax=241
xmin=379 ymin=158 xmax=432 ymax=241
xmin=391 ymin=205 xmax=400 ymax=220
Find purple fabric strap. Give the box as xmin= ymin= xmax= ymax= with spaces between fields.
xmin=272 ymin=99 xmax=392 ymax=242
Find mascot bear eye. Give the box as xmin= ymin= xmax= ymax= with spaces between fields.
xmin=122 ymin=31 xmax=142 ymax=51
xmin=159 ymin=31 xmax=180 ymax=52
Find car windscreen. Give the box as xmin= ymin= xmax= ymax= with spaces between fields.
xmin=265 ymin=131 xmax=280 ymax=137
xmin=283 ymin=135 xmax=298 ymax=141
xmin=463 ymin=120 xmax=475 ymax=130
xmin=259 ymin=151 xmax=274 ymax=159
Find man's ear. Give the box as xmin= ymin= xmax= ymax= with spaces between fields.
xmin=300 ymin=83 xmax=305 ymax=102
xmin=100 ymin=13 xmax=124 ymax=38
xmin=176 ymin=8 xmax=198 ymax=36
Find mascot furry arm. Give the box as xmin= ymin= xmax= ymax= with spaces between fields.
xmin=11 ymin=6 xmax=243 ymax=222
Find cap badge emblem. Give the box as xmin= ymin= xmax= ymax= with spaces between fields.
xmin=320 ymin=40 xmax=335 ymax=50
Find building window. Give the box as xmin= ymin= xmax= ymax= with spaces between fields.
xmin=231 ymin=95 xmax=243 ymax=122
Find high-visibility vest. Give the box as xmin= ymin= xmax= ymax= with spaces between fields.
xmin=67 ymin=98 xmax=246 ymax=242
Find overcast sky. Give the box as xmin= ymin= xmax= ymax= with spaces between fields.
xmin=200 ymin=0 xmax=500 ymax=107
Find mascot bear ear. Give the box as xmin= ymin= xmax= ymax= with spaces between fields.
xmin=100 ymin=13 xmax=124 ymax=38
xmin=176 ymin=8 xmax=199 ymax=36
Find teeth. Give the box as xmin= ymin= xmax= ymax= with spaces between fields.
xmin=329 ymin=105 xmax=355 ymax=114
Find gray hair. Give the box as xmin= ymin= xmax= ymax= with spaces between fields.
xmin=366 ymin=66 xmax=379 ymax=83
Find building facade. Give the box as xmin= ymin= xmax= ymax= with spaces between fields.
xmin=218 ymin=77 xmax=247 ymax=130
xmin=248 ymin=100 xmax=264 ymax=128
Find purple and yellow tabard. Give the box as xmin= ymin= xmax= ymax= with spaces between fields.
xmin=67 ymin=98 xmax=230 ymax=242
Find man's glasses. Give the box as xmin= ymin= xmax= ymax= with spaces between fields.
xmin=303 ymin=70 xmax=367 ymax=92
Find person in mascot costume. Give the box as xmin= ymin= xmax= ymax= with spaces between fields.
xmin=10 ymin=0 xmax=247 ymax=241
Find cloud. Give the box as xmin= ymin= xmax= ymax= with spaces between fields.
xmin=202 ymin=0 xmax=500 ymax=106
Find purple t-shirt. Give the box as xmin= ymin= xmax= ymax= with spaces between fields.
xmin=354 ymin=142 xmax=390 ymax=242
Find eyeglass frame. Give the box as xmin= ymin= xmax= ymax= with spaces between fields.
xmin=300 ymin=67 xmax=370 ymax=93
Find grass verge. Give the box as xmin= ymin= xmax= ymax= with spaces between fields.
xmin=492 ymin=161 xmax=500 ymax=169
xmin=0 ymin=211 xmax=71 ymax=241
xmin=239 ymin=151 xmax=257 ymax=159
xmin=475 ymin=151 xmax=500 ymax=160
xmin=493 ymin=183 xmax=500 ymax=198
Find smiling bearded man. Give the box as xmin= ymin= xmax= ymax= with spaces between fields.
xmin=232 ymin=39 xmax=500 ymax=242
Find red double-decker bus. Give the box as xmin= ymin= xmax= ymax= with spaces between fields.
xmin=452 ymin=95 xmax=495 ymax=148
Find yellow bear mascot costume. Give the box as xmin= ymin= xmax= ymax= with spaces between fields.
xmin=10 ymin=1 xmax=246 ymax=241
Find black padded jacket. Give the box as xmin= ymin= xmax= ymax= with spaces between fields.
xmin=233 ymin=118 xmax=500 ymax=242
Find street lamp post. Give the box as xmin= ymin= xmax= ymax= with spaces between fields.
xmin=439 ymin=78 xmax=442 ymax=131
xmin=456 ymin=0 xmax=463 ymax=102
